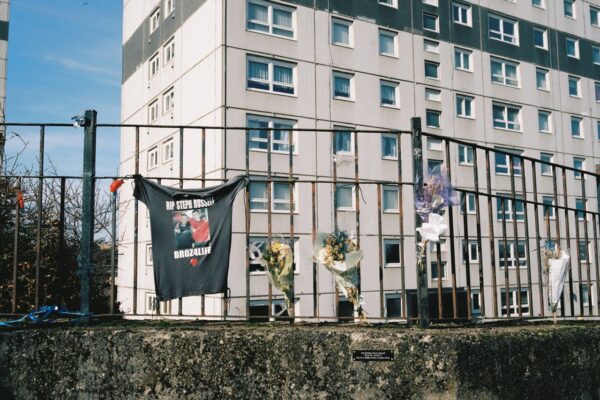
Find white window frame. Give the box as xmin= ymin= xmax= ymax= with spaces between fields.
xmin=463 ymin=240 xmax=479 ymax=263
xmin=163 ymin=37 xmax=175 ymax=66
xmin=380 ymin=80 xmax=399 ymax=108
xmin=540 ymin=153 xmax=554 ymax=176
xmin=488 ymin=14 xmax=519 ymax=45
xmin=382 ymin=185 xmax=399 ymax=213
xmin=427 ymin=138 xmax=443 ymax=152
xmin=381 ymin=133 xmax=398 ymax=160
xmin=247 ymin=56 xmax=296 ymax=96
xmin=148 ymin=99 xmax=159 ymax=123
xmin=148 ymin=52 xmax=159 ymax=80
xmin=162 ymin=87 xmax=175 ymax=114
xmin=431 ymin=261 xmax=447 ymax=281
xmin=423 ymin=12 xmax=439 ymax=33
xmin=571 ymin=115 xmax=583 ymax=138
xmin=458 ymin=144 xmax=474 ymax=165
xmin=594 ymin=46 xmax=600 ymax=65
xmin=150 ymin=8 xmax=160 ymax=33
xmin=247 ymin=0 xmax=295 ymax=39
xmin=331 ymin=17 xmax=352 ymax=47
xmin=456 ymin=94 xmax=474 ymax=118
xmin=566 ymin=37 xmax=579 ymax=58
xmin=542 ymin=196 xmax=556 ymax=219
xmin=498 ymin=240 xmax=527 ymax=269
xmin=162 ymin=138 xmax=174 ymax=163
xmin=592 ymin=6 xmax=600 ymax=27
xmin=501 ymin=288 xmax=530 ymax=316
xmin=492 ymin=103 xmax=521 ymax=131
xmin=384 ymin=239 xmax=401 ymax=267
xmin=425 ymin=60 xmax=440 ymax=79
xmin=533 ymin=26 xmax=547 ymax=50
xmin=164 ymin=0 xmax=175 ymax=17
xmin=332 ymin=71 xmax=354 ymax=101
xmin=247 ymin=115 xmax=297 ymax=154
xmin=538 ymin=110 xmax=552 ymax=133
xmin=452 ymin=2 xmax=471 ymax=26
xmin=423 ymin=0 xmax=439 ymax=6
xmin=384 ymin=293 xmax=402 ymax=319
xmin=576 ymin=198 xmax=588 ymax=221
xmin=494 ymin=149 xmax=523 ymax=176
xmin=426 ymin=109 xmax=441 ymax=128
xmin=335 ymin=184 xmax=355 ymax=211
xmin=568 ymin=75 xmax=580 ymax=97
xmin=379 ymin=29 xmax=397 ymax=57
xmin=146 ymin=244 xmax=153 ymax=265
xmin=536 ymin=67 xmax=549 ymax=91
xmin=147 ymin=146 xmax=159 ymax=170
xmin=425 ymin=87 xmax=442 ymax=102
xmin=249 ymin=181 xmax=297 ymax=213
xmin=424 ymin=39 xmax=440 ymax=53
xmin=462 ymin=193 xmax=477 ymax=214
xmin=573 ymin=157 xmax=585 ymax=179
xmin=454 ymin=47 xmax=472 ymax=72
xmin=532 ymin=0 xmax=545 ymax=9
xmin=378 ymin=0 xmax=398 ymax=8
xmin=564 ymin=0 xmax=575 ymax=19
xmin=334 ymin=127 xmax=354 ymax=155
xmin=595 ymin=81 xmax=600 ymax=102
xmin=491 ymin=57 xmax=519 ymax=87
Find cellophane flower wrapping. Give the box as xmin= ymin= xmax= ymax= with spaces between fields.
xmin=260 ymin=241 xmax=295 ymax=314
xmin=313 ymin=231 xmax=366 ymax=320
xmin=548 ymin=250 xmax=570 ymax=313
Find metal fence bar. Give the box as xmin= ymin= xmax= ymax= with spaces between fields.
xmin=332 ymin=129 xmax=339 ymax=319
xmin=508 ymin=155 xmax=522 ymax=317
xmin=462 ymin=193 xmax=472 ymax=320
xmin=551 ymin=165 xmax=565 ymax=317
xmin=178 ymin=127 xmax=185 ymax=317
xmin=444 ymin=139 xmax=458 ymax=319
xmin=377 ymin=183 xmax=384 ymax=318
xmin=201 ymin=127 xmax=206 ymax=317
xmin=581 ymin=173 xmax=592 ymax=316
xmin=288 ymin=125 xmax=295 ymax=321
xmin=530 ymin=159 xmax=545 ymax=317
xmin=485 ymin=149 xmax=498 ymax=318
xmin=561 ymin=167 xmax=575 ymax=316
xmin=34 ymin=126 xmax=45 ymax=310
xmin=521 ymin=158 xmax=533 ymax=317
xmin=594 ymin=214 xmax=600 ymax=315
xmin=354 ymin=131 xmax=361 ymax=322
xmin=267 ymin=128 xmax=273 ymax=320
xmin=245 ymin=129 xmax=251 ymax=320
xmin=312 ymin=181 xmax=318 ymax=319
xmin=500 ymin=197 xmax=510 ymax=318
xmin=574 ymin=195 xmax=584 ymax=316
xmin=110 ymin=188 xmax=117 ymax=315
xmin=397 ymin=131 xmax=407 ymax=320
xmin=472 ymin=148 xmax=485 ymax=317
xmin=11 ymin=178 xmax=20 ymax=313
xmin=133 ymin=126 xmax=140 ymax=315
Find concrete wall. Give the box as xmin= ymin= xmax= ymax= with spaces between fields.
xmin=1 ymin=323 xmax=600 ymax=399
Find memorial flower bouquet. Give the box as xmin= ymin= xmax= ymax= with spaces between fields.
xmin=260 ymin=240 xmax=295 ymax=315
xmin=542 ymin=241 xmax=570 ymax=316
xmin=415 ymin=167 xmax=460 ymax=271
xmin=314 ymin=230 xmax=366 ymax=320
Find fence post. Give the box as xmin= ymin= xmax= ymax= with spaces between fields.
xmin=79 ymin=109 xmax=97 ymax=322
xmin=412 ymin=117 xmax=429 ymax=328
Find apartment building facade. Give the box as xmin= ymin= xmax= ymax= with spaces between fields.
xmin=119 ymin=0 xmax=600 ymax=320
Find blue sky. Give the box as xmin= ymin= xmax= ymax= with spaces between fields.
xmin=5 ymin=0 xmax=122 ymax=176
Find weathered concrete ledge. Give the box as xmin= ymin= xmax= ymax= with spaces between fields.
xmin=1 ymin=322 xmax=600 ymax=399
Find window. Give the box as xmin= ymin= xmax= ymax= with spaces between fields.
xmin=425 ymin=87 xmax=441 ymax=101
xmin=568 ymin=76 xmax=580 ymax=97
xmin=333 ymin=71 xmax=353 ymax=100
xmin=384 ymin=239 xmax=401 ymax=266
xmin=533 ymin=27 xmax=547 ymax=49
xmin=489 ymin=14 xmax=518 ymax=45
xmin=430 ymin=239 xmax=447 ymax=253
xmin=431 ymin=261 xmax=447 ymax=280
xmin=566 ymin=37 xmax=579 ymax=58
xmin=564 ymin=0 xmax=575 ymax=18
xmin=162 ymin=139 xmax=174 ymax=163
xmin=380 ymin=80 xmax=399 ymax=107
xmin=538 ymin=110 xmax=551 ymax=133
xmin=493 ymin=103 xmax=521 ymax=131
xmin=385 ymin=293 xmax=402 ymax=318
xmin=593 ymin=46 xmax=600 ymax=65
xmin=495 ymin=149 xmax=522 ymax=175
xmin=381 ymin=134 xmax=398 ymax=159
xmin=497 ymin=196 xmax=524 ymax=222
xmin=461 ymin=192 xmax=477 ymax=214
xmin=148 ymin=146 xmax=159 ymax=170
xmin=456 ymin=95 xmax=474 ymax=118
xmin=426 ymin=109 xmax=441 ymax=128
xmin=379 ymin=0 xmax=398 ymax=7
xmin=582 ymin=284 xmax=593 ymax=308
xmin=427 ymin=138 xmax=443 ymax=152
xmin=249 ymin=298 xmax=292 ymax=321
xmin=163 ymin=37 xmax=175 ymax=65
xmin=150 ymin=8 xmax=160 ymax=33
xmin=573 ymin=157 xmax=585 ymax=179
xmin=576 ymin=198 xmax=586 ymax=220
xmin=532 ymin=0 xmax=545 ymax=9
xmin=423 ymin=13 xmax=439 ymax=32
xmin=249 ymin=181 xmax=296 ymax=212
xmin=540 ymin=153 xmax=553 ymax=176
xmin=148 ymin=100 xmax=159 ymax=123
xmin=471 ymin=290 xmax=481 ymax=316
xmin=165 ymin=0 xmax=175 ymax=16
xmin=146 ymin=244 xmax=153 ymax=265
xmin=247 ymin=0 xmax=294 ymax=38
xmin=160 ymin=90 xmax=174 ymax=117
xmin=542 ymin=196 xmax=556 ymax=219
xmin=423 ymin=0 xmax=439 ymax=5
xmin=536 ymin=68 xmax=549 ymax=90
xmin=571 ymin=116 xmax=583 ymax=138
xmin=332 ymin=18 xmax=352 ymax=46
xmin=453 ymin=2 xmax=471 ymax=26
xmin=454 ymin=47 xmax=472 ymax=71
xmin=247 ymin=56 xmax=295 ymax=95
xmin=498 ymin=240 xmax=527 ymax=268
xmin=336 ymin=184 xmax=354 ymax=211
xmin=424 ymin=39 xmax=439 ymax=53
xmin=501 ymin=288 xmax=529 ymax=316
xmin=458 ymin=144 xmax=474 ymax=165
xmin=149 ymin=52 xmax=159 ymax=79
xmin=592 ymin=7 xmax=600 ymax=27
xmin=463 ymin=240 xmax=479 ymax=263
xmin=334 ymin=128 xmax=353 ymax=154
xmin=247 ymin=116 xmax=296 ymax=153
xmin=379 ymin=29 xmax=397 ymax=56
xmin=428 ymin=159 xmax=443 ymax=175
xmin=578 ymin=241 xmax=589 ymax=262
xmin=382 ymin=186 xmax=399 ymax=212
xmin=424 ymin=61 xmax=439 ymax=79
xmin=491 ymin=58 xmax=519 ymax=87
xmin=596 ymin=82 xmax=600 ymax=102
xmin=597 ymin=120 xmax=600 ymax=141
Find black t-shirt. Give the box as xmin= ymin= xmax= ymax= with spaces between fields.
xmin=134 ymin=175 xmax=247 ymax=301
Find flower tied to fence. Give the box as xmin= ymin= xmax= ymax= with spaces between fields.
xmin=542 ymin=241 xmax=570 ymax=316
xmin=314 ymin=230 xmax=366 ymax=320
xmin=415 ymin=166 xmax=459 ymax=271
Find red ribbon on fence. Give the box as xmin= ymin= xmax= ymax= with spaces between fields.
xmin=16 ymin=191 xmax=24 ymax=209
xmin=110 ymin=179 xmax=124 ymax=193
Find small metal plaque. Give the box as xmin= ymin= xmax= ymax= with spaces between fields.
xmin=352 ymin=350 xmax=394 ymax=362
